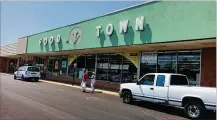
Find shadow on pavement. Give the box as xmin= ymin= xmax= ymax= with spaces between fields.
xmin=131 ymin=101 xmax=216 ymax=120
xmin=83 ymin=91 xmax=103 ymax=94
xmin=95 ymin=91 xmax=103 ymax=93
xmin=24 ymin=80 xmax=42 ymax=83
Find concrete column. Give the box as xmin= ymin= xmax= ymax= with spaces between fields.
xmin=16 ymin=58 xmax=20 ymax=69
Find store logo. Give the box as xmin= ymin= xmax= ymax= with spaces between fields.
xmin=67 ymin=27 xmax=82 ymax=44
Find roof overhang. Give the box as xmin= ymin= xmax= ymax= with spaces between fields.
xmin=22 ymin=38 xmax=216 ymax=57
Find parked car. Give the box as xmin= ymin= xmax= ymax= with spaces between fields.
xmin=119 ymin=73 xmax=216 ymax=119
xmin=14 ymin=66 xmax=41 ymax=82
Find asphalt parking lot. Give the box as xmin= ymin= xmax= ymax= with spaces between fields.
xmin=0 ymin=73 xmax=215 ymax=120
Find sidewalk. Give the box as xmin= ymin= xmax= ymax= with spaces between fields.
xmin=0 ymin=73 xmax=119 ymax=96
xmin=40 ymin=80 xmax=119 ymax=96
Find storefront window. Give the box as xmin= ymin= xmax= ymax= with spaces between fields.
xmin=108 ymin=54 xmax=122 ymax=82
xmin=53 ymin=56 xmax=61 ymax=76
xmin=68 ymin=60 xmax=78 ymax=78
xmin=139 ymin=50 xmax=201 ymax=86
xmin=177 ymin=50 xmax=201 ymax=86
xmin=47 ymin=56 xmax=68 ymax=76
xmin=47 ymin=56 xmax=54 ymax=75
xmin=122 ymin=56 xmax=137 ymax=83
xmin=157 ymin=51 xmax=177 ymax=73
xmin=68 ymin=55 xmax=86 ymax=79
xmin=67 ymin=53 xmax=137 ymax=83
xmin=8 ymin=59 xmax=17 ymax=73
xmin=140 ymin=52 xmax=157 ymax=77
xmin=96 ymin=54 xmax=109 ymax=81
xmin=60 ymin=56 xmax=68 ymax=76
xmin=36 ymin=57 xmax=45 ymax=73
xmin=86 ymin=54 xmax=96 ymax=78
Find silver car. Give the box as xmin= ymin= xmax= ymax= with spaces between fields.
xmin=14 ymin=66 xmax=41 ymax=82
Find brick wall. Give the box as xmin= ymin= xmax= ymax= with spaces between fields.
xmin=43 ymin=75 xmax=120 ymax=92
xmin=201 ymin=47 xmax=216 ymax=87
xmin=0 ymin=57 xmax=8 ymax=72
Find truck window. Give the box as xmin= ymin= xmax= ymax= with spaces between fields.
xmin=156 ymin=75 xmax=165 ymax=87
xmin=170 ymin=75 xmax=188 ymax=85
xmin=139 ymin=75 xmax=155 ymax=85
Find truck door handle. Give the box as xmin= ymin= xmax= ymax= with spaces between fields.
xmin=150 ymin=88 xmax=154 ymax=90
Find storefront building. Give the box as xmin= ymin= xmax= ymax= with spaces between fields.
xmin=1 ymin=1 xmax=216 ymax=91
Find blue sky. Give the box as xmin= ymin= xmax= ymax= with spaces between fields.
xmin=1 ymin=1 xmax=145 ymax=45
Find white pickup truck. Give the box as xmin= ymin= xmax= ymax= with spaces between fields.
xmin=119 ymin=73 xmax=216 ymax=119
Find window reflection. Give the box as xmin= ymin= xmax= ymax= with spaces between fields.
xmin=157 ymin=51 xmax=176 ymax=73
xmin=36 ymin=57 xmax=45 ymax=73
xmin=139 ymin=50 xmax=201 ymax=86
xmin=140 ymin=52 xmax=157 ymax=77
xmin=122 ymin=56 xmax=137 ymax=83
xmin=68 ymin=55 xmax=86 ymax=79
xmin=108 ymin=54 xmax=122 ymax=82
xmin=177 ymin=50 xmax=201 ymax=86
xmin=96 ymin=54 xmax=109 ymax=81
xmin=86 ymin=54 xmax=96 ymax=78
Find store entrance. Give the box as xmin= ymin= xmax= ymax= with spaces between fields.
xmin=68 ymin=53 xmax=138 ymax=83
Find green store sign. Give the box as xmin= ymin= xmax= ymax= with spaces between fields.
xmin=26 ymin=1 xmax=216 ymax=53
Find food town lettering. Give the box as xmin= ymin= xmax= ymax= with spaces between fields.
xmin=39 ymin=16 xmax=145 ymax=45
xmin=96 ymin=16 xmax=145 ymax=37
xmin=39 ymin=35 xmax=61 ymax=45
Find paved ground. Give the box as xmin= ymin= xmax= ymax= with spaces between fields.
xmin=0 ymin=74 xmax=215 ymax=120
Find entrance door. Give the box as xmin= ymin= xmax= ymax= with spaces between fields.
xmin=138 ymin=74 xmax=155 ymax=102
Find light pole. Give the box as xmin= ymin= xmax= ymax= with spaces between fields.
xmin=72 ymin=63 xmax=77 ymax=85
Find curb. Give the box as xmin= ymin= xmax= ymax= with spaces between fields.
xmin=39 ymin=80 xmax=119 ymax=97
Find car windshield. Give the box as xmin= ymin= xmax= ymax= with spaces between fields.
xmin=27 ymin=67 xmax=39 ymax=72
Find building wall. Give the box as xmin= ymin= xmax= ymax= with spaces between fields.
xmin=44 ymin=76 xmax=120 ymax=92
xmin=26 ymin=1 xmax=216 ymax=54
xmin=17 ymin=37 xmax=27 ymax=54
xmin=0 ymin=43 xmax=18 ymax=57
xmin=0 ymin=57 xmax=8 ymax=72
xmin=201 ymin=47 xmax=216 ymax=87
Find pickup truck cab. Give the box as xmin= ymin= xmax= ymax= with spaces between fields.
xmin=119 ymin=73 xmax=216 ymax=119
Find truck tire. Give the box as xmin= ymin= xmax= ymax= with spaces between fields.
xmin=184 ymin=100 xmax=205 ymax=119
xmin=122 ymin=90 xmax=133 ymax=104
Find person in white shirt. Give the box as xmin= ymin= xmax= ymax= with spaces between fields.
xmin=90 ymin=72 xmax=96 ymax=93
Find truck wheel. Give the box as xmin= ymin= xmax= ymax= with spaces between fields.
xmin=122 ymin=90 xmax=133 ymax=104
xmin=184 ymin=101 xmax=205 ymax=119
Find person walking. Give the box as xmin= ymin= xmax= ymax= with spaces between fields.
xmin=81 ymin=70 xmax=88 ymax=92
xmin=90 ymin=72 xmax=96 ymax=93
